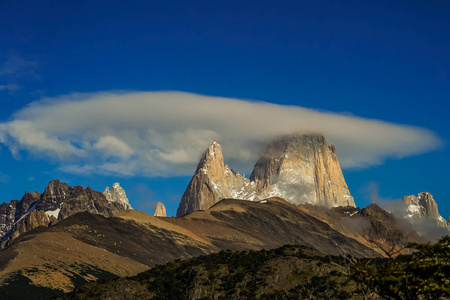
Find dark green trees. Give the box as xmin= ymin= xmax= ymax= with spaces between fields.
xmin=351 ymin=236 xmax=450 ymax=300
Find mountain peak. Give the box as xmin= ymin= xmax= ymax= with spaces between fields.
xmin=250 ymin=134 xmax=354 ymax=207
xmin=403 ymin=192 xmax=447 ymax=227
xmin=196 ymin=140 xmax=224 ymax=172
xmin=103 ymin=183 xmax=132 ymax=210
xmin=177 ymin=140 xmax=254 ymax=216
xmin=153 ymin=202 xmax=167 ymax=217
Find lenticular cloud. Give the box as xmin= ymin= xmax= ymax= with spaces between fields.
xmin=0 ymin=91 xmax=442 ymax=177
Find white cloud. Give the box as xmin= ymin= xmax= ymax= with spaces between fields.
xmin=0 ymin=91 xmax=443 ymax=177
xmin=94 ymin=135 xmax=133 ymax=158
xmin=0 ymin=121 xmax=85 ymax=159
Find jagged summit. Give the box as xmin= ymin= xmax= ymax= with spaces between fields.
xmin=103 ymin=182 xmax=132 ymax=210
xmin=0 ymin=180 xmax=132 ymax=247
xmin=403 ymin=192 xmax=448 ymax=227
xmin=177 ymin=134 xmax=354 ymax=216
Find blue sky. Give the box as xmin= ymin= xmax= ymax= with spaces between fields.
xmin=0 ymin=0 xmax=449 ymax=218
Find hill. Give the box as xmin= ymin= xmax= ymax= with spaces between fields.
xmin=63 ymin=245 xmax=371 ymax=300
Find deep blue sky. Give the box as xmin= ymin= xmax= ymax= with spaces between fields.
xmin=0 ymin=1 xmax=449 ymax=218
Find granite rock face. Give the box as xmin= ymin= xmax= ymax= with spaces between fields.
xmin=402 ymin=192 xmax=448 ymax=227
xmin=250 ymin=135 xmax=354 ymax=208
xmin=177 ymin=134 xmax=354 ymax=216
xmin=153 ymin=202 xmax=167 ymax=217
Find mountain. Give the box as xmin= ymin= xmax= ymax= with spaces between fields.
xmin=0 ymin=134 xmax=445 ymax=298
xmin=103 ymin=183 xmax=132 ymax=210
xmin=402 ymin=192 xmax=448 ymax=228
xmin=177 ymin=141 xmax=255 ymax=216
xmin=153 ymin=202 xmax=167 ymax=217
xmin=0 ymin=180 xmax=132 ymax=247
xmin=177 ymin=134 xmax=354 ymax=216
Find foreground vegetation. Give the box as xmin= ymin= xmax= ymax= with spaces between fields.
xmin=63 ymin=245 xmax=359 ymax=299
xmin=350 ymin=236 xmax=450 ymax=300
xmin=63 ymin=236 xmax=450 ymax=300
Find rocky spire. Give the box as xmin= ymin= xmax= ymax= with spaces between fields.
xmin=153 ymin=202 xmax=167 ymax=217
xmin=403 ymin=192 xmax=447 ymax=227
xmin=176 ymin=141 xmax=255 ymax=217
xmin=103 ymin=183 xmax=132 ymax=210
xmin=176 ymin=134 xmax=354 ymax=216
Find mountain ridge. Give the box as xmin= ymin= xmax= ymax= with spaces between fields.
xmin=0 ymin=180 xmax=132 ymax=248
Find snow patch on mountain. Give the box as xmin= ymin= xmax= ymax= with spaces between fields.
xmin=45 ymin=208 xmax=60 ymax=219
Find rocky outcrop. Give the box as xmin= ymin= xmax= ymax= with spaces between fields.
xmin=5 ymin=210 xmax=58 ymax=245
xmin=177 ymin=134 xmax=354 ymax=216
xmin=58 ymin=184 xmax=127 ymax=219
xmin=36 ymin=180 xmax=70 ymax=212
xmin=402 ymin=192 xmax=448 ymax=227
xmin=0 ymin=191 xmax=40 ymax=237
xmin=103 ymin=183 xmax=132 ymax=210
xmin=16 ymin=191 xmax=40 ymax=218
xmin=153 ymin=202 xmax=167 ymax=217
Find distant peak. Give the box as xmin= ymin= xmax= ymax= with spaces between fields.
xmin=403 ymin=192 xmax=443 ymax=224
xmin=103 ymin=183 xmax=132 ymax=210
xmin=153 ymin=201 xmax=167 ymax=217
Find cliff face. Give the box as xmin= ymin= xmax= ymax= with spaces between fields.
xmin=250 ymin=135 xmax=354 ymax=207
xmin=177 ymin=134 xmax=354 ymax=216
